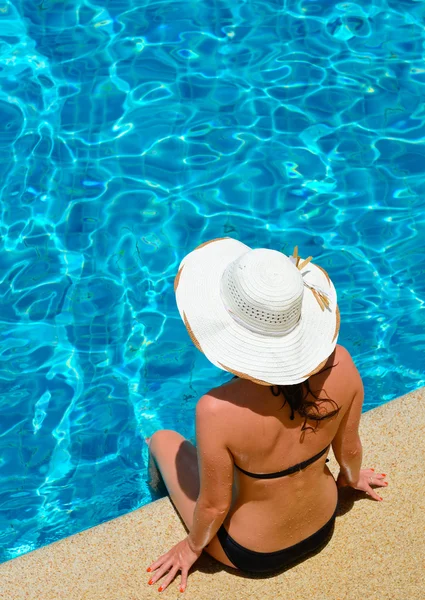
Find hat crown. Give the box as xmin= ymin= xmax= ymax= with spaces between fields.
xmin=220 ymin=249 xmax=304 ymax=336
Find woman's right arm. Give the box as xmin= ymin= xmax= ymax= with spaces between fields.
xmin=331 ymin=355 xmax=386 ymax=501
xmin=331 ymin=367 xmax=364 ymax=485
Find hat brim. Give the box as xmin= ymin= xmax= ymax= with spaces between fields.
xmin=175 ymin=237 xmax=340 ymax=385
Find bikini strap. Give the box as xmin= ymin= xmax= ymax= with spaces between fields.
xmin=234 ymin=445 xmax=331 ymax=479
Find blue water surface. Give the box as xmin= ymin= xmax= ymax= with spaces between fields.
xmin=0 ymin=0 xmax=424 ymax=563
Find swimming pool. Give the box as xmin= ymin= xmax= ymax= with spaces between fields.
xmin=0 ymin=0 xmax=424 ymax=563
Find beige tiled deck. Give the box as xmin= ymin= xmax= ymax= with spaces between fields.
xmin=0 ymin=388 xmax=424 ymax=600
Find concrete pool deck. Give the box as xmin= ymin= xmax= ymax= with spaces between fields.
xmin=1 ymin=388 xmax=424 ymax=600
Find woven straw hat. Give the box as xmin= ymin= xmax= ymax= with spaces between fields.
xmin=174 ymin=237 xmax=340 ymax=385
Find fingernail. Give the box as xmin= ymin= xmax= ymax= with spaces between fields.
xmin=180 ymin=587 xmax=184 ymax=593
xmin=148 ymin=579 xmax=153 ymax=585
xmin=381 ymin=473 xmax=386 ymax=476
xmin=384 ymin=482 xmax=388 ymax=486
xmin=371 ymin=468 xmax=375 ymax=472
xmin=158 ymin=586 xmax=163 ymax=592
xmin=147 ymin=567 xmax=151 ymax=572
xmin=379 ymin=496 xmax=383 ymax=501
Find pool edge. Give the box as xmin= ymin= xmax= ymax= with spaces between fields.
xmin=0 ymin=387 xmax=424 ymax=600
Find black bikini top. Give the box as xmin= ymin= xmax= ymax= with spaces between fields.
xmin=234 ymin=444 xmax=331 ymax=479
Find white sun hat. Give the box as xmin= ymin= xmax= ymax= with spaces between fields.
xmin=174 ymin=237 xmax=340 ymax=385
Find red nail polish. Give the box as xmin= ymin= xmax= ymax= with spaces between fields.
xmin=384 ymin=482 xmax=388 ymax=486
xmin=147 ymin=567 xmax=151 ymax=572
xmin=148 ymin=580 xmax=153 ymax=585
xmin=382 ymin=473 xmax=386 ymax=476
xmin=180 ymin=587 xmax=184 ymax=593
xmin=158 ymin=586 xmax=163 ymax=592
xmin=371 ymin=468 xmax=375 ymax=472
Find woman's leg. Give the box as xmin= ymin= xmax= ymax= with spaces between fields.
xmin=147 ymin=429 xmax=237 ymax=569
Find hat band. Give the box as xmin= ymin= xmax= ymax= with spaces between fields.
xmin=219 ymin=288 xmax=301 ymax=337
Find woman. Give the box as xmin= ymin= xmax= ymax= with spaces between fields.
xmin=145 ymin=237 xmax=388 ymax=593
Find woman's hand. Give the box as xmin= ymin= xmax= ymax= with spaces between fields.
xmin=337 ymin=468 xmax=388 ymax=501
xmin=146 ymin=536 xmax=202 ymax=593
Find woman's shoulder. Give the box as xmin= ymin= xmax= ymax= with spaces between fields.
xmin=201 ymin=376 xmax=255 ymax=412
xmin=194 ymin=383 xmax=244 ymax=437
xmin=321 ymin=344 xmax=363 ymax=394
xmin=326 ymin=343 xmax=355 ymax=369
xmin=308 ymin=344 xmax=356 ymax=379
xmin=334 ymin=344 xmax=359 ymax=371
xmin=204 ymin=377 xmax=248 ymax=403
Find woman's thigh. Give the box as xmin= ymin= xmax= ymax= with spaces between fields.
xmin=148 ymin=429 xmax=237 ymax=569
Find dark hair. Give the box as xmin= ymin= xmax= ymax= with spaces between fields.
xmin=231 ymin=363 xmax=341 ymax=433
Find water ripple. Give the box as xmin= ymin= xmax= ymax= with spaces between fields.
xmin=0 ymin=0 xmax=424 ymax=563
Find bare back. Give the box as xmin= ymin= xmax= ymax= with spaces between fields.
xmin=208 ymin=344 xmax=361 ymax=552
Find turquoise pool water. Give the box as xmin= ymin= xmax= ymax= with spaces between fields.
xmin=1 ymin=0 xmax=424 ymax=563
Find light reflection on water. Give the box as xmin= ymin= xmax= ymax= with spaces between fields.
xmin=0 ymin=0 xmax=424 ymax=563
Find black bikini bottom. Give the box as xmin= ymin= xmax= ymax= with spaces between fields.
xmin=216 ymin=502 xmax=338 ymax=574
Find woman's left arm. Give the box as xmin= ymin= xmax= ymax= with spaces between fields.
xmin=187 ymin=393 xmax=234 ymax=552
xmin=146 ymin=393 xmax=233 ymax=593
